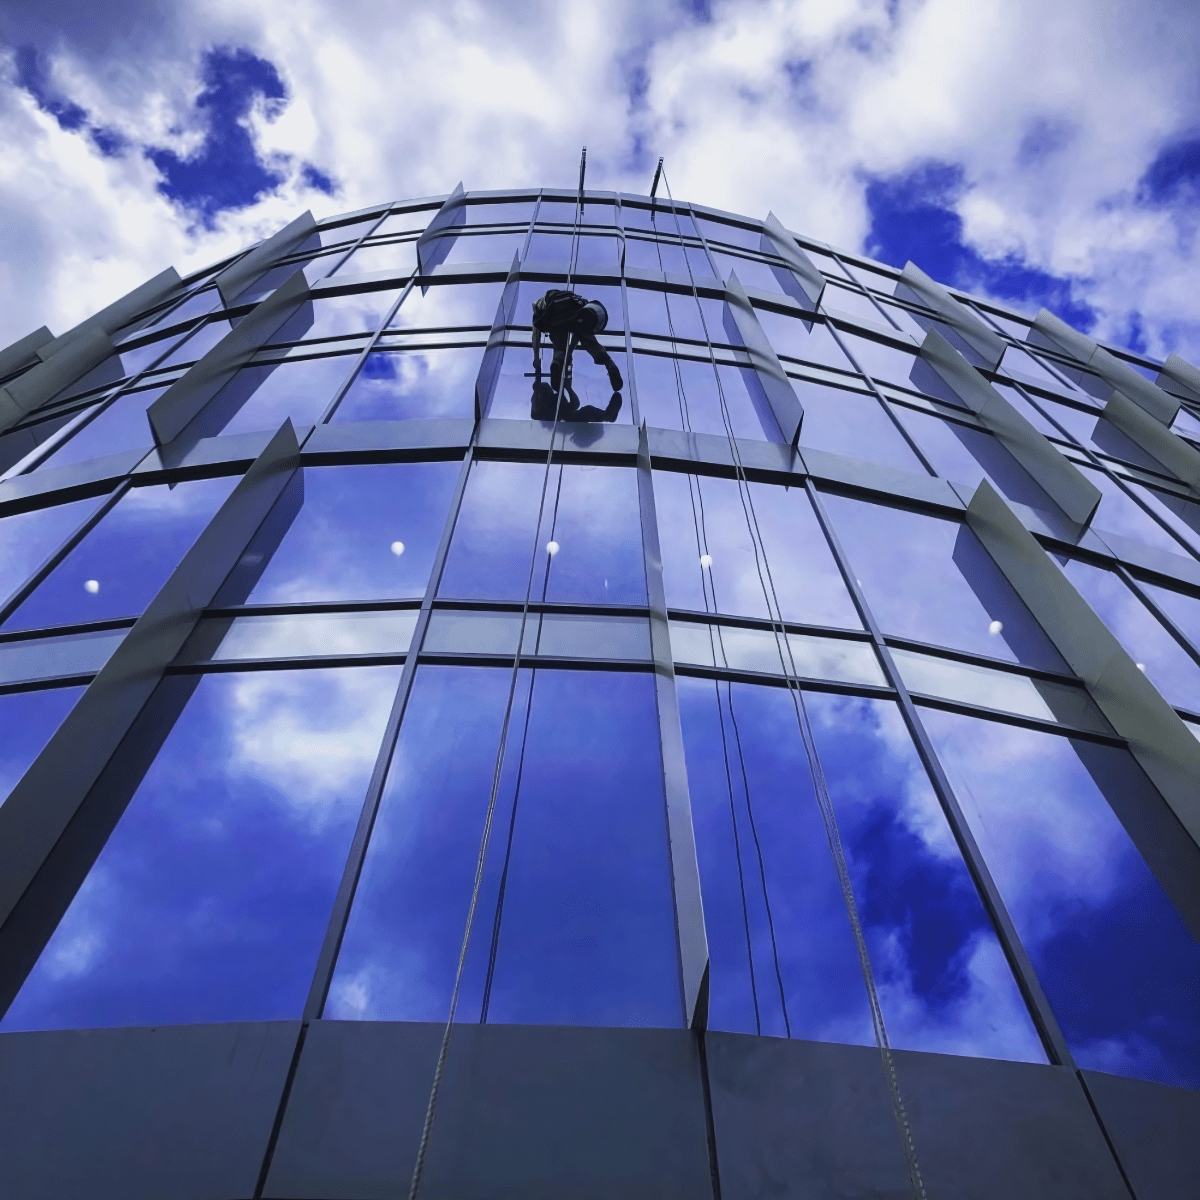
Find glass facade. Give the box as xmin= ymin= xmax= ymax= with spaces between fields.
xmin=1 ymin=187 xmax=1199 ymax=1122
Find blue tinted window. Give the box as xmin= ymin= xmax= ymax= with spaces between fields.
xmin=896 ymin=409 xmax=1059 ymax=512
xmin=440 ymin=460 xmax=645 ymax=604
xmin=654 ymin=470 xmax=859 ymax=628
xmin=216 ymin=355 xmax=357 ymax=436
xmin=155 ymin=318 xmax=232 ymax=370
xmin=922 ymin=710 xmax=1200 ymax=1089
xmin=712 ymin=252 xmax=791 ymax=294
xmin=440 ymin=232 xmax=525 ymax=266
xmin=678 ymin=680 xmax=1043 ymax=1058
xmin=328 ymin=666 xmax=680 ymax=1027
xmin=4 ymin=477 xmax=237 ymax=632
xmin=822 ymin=494 xmax=1067 ymax=669
xmin=337 ymin=240 xmax=417 ymax=277
xmin=333 ymin=348 xmax=482 ymax=422
xmin=0 ymin=686 xmax=85 ymax=808
xmin=796 ymin=384 xmax=926 ymax=473
xmin=388 ymin=282 xmax=502 ymax=329
xmin=265 ymin=291 xmax=403 ymax=345
xmin=1 ymin=666 xmax=400 ymax=1031
xmin=632 ymin=354 xmax=775 ymax=440
xmin=222 ymin=462 xmax=461 ymax=605
xmin=0 ymin=497 xmax=104 ymax=608
xmin=1141 ymin=581 xmax=1200 ymax=660
xmin=39 ymin=386 xmax=168 ymax=469
xmin=756 ymin=311 xmax=854 ymax=372
xmin=1079 ymin=466 xmax=1191 ymax=556
xmin=1060 ymin=559 xmax=1200 ymax=710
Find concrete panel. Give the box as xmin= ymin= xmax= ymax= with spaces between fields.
xmin=1081 ymin=1069 xmax=1200 ymax=1200
xmin=900 ymin=261 xmax=1007 ymax=368
xmin=726 ymin=271 xmax=805 ymax=445
xmin=0 ymin=325 xmax=53 ymax=379
xmin=707 ymin=1033 xmax=1128 ymax=1200
xmin=921 ymin=327 xmax=1101 ymax=525
xmin=265 ymin=1021 xmax=712 ymax=1200
xmin=0 ymin=1020 xmax=299 ymax=1200
xmin=1103 ymin=390 xmax=1200 ymax=490
xmin=1158 ymin=352 xmax=1200 ymax=403
xmin=148 ymin=270 xmax=310 ymax=445
xmin=216 ymin=210 xmax=315 ymax=307
xmin=966 ymin=480 xmax=1200 ymax=872
xmin=762 ymin=211 xmax=825 ymax=306
xmin=0 ymin=328 xmax=114 ymax=432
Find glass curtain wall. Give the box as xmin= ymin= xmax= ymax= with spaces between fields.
xmin=0 ymin=188 xmax=1197 ymax=1097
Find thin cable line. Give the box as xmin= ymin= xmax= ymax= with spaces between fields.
xmin=659 ymin=165 xmax=927 ymax=1200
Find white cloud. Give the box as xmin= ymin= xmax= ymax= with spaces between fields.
xmin=1 ymin=0 xmax=1198 ymax=362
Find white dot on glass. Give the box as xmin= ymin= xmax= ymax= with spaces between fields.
xmin=546 ymin=540 xmax=560 ymax=556
xmin=1136 ymin=662 xmax=1146 ymax=672
xmin=84 ymin=579 xmax=100 ymax=594
xmin=988 ymin=620 xmax=1003 ymax=635
xmin=700 ymin=554 xmax=713 ymax=568
xmin=390 ymin=541 xmax=405 ymax=556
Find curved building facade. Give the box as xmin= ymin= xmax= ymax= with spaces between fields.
xmin=0 ymin=186 xmax=1198 ymax=1198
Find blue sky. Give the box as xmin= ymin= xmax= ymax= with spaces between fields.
xmin=1 ymin=0 xmax=1199 ymax=360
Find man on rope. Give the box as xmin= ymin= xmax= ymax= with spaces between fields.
xmin=530 ymin=288 xmax=624 ymax=423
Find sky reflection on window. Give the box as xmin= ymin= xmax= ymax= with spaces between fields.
xmin=1 ymin=665 xmax=401 ymax=1030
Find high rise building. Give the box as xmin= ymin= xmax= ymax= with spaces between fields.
xmin=0 ymin=185 xmax=1197 ymax=1200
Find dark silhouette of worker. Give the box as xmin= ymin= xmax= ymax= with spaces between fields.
xmin=531 ymin=289 xmax=623 ymax=423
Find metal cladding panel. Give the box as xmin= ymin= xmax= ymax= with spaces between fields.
xmin=1158 ymin=352 xmax=1200 ymax=402
xmin=900 ymin=261 xmax=1007 ymax=368
xmin=39 ymin=267 xmax=183 ymax=357
xmin=1033 ymin=308 xmax=1180 ymax=426
xmin=966 ymin=480 xmax=1200 ymax=876
xmin=0 ymin=328 xmax=114 ymax=432
xmin=761 ymin=211 xmax=825 ymax=307
xmin=0 ymin=1020 xmax=300 ymax=1200
xmin=1080 ymin=1069 xmax=1200 ymax=1200
xmin=215 ymin=210 xmax=315 ymax=307
xmin=725 ymin=271 xmax=805 ymax=446
xmin=0 ymin=325 xmax=54 ymax=378
xmin=706 ymin=1032 xmax=1129 ymax=1200
xmin=1103 ymin=390 xmax=1200 ymax=491
xmin=148 ymin=269 xmax=311 ymax=446
xmin=416 ymin=182 xmax=467 ymax=281
xmin=0 ymin=422 xmax=303 ymax=955
xmin=264 ymin=1021 xmax=712 ymax=1200
xmin=920 ymin=326 xmax=1101 ymax=526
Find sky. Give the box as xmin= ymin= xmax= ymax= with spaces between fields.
xmin=1 ymin=0 xmax=1199 ymax=361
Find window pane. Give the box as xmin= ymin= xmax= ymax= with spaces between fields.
xmin=678 ymin=679 xmax=1044 ymax=1059
xmin=423 ymin=610 xmax=651 ymax=661
xmin=438 ymin=232 xmax=525 ymax=266
xmin=921 ymin=711 xmax=1200 ymax=1089
xmin=896 ymin=409 xmax=1059 ymax=512
xmin=1060 ymin=559 xmax=1200 ymax=711
xmin=823 ymin=495 xmax=1067 ymax=670
xmin=837 ymin=331 xmax=921 ymax=385
xmin=0 ymin=627 xmax=126 ymax=685
xmin=1079 ymin=466 xmax=1191 ymax=556
xmin=337 ymin=240 xmax=417 ymax=277
xmin=387 ymin=282 xmax=502 ymax=330
xmin=200 ymin=611 xmax=418 ymax=661
xmin=327 ymin=666 xmax=680 ymax=1028
xmin=1141 ymin=581 xmax=1200 ymax=660
xmin=1 ymin=665 xmax=401 ymax=1030
xmin=184 ymin=354 xmax=356 ymax=443
xmin=439 ymin=461 xmax=645 ymax=605
xmin=463 ymin=201 xmax=535 ymax=226
xmin=223 ymin=462 xmax=461 ymax=605
xmin=0 ymin=497 xmax=104 ymax=608
xmin=38 ymin=386 xmax=169 ymax=469
xmin=796 ymin=384 xmax=927 ymax=473
xmin=3 ymin=477 xmax=237 ymax=632
xmin=821 ymin=284 xmax=887 ymax=326
xmin=670 ymin=621 xmax=883 ymax=686
xmin=265 ymin=291 xmax=403 ymax=346
xmin=757 ymin=310 xmax=854 ymax=372
xmin=155 ymin=318 xmax=232 ymax=370
xmin=655 ymin=471 xmax=861 ymax=628
xmin=0 ymin=686 xmax=86 ymax=809
xmin=333 ymin=347 xmax=482 ymax=422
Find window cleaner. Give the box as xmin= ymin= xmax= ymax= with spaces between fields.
xmin=530 ymin=288 xmax=623 ymax=422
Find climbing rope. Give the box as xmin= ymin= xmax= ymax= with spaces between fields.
xmin=406 ymin=153 xmax=589 ymax=1200
xmin=657 ymin=165 xmax=928 ymax=1200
